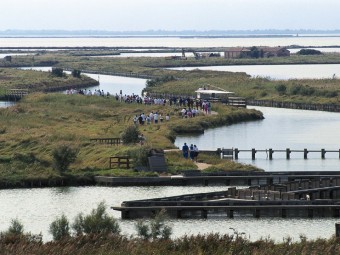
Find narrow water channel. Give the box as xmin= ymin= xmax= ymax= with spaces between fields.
xmin=175 ymin=106 xmax=340 ymax=171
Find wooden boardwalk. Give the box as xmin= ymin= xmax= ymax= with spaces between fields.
xmin=248 ymin=99 xmax=340 ymax=112
xmin=220 ymin=148 xmax=340 ymax=160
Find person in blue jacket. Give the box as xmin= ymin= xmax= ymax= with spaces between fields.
xmin=182 ymin=142 xmax=189 ymax=159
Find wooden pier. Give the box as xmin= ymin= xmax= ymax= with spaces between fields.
xmin=112 ymin=183 xmax=340 ymax=219
xmin=220 ymin=148 xmax=340 ymax=160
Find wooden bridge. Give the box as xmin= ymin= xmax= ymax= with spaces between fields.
xmin=4 ymin=89 xmax=29 ymax=100
xmin=220 ymin=148 xmax=340 ymax=160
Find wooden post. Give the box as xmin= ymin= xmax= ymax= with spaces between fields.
xmin=228 ymin=209 xmax=234 ymax=218
xmin=281 ymin=208 xmax=287 ymax=218
xmin=321 ymin=149 xmax=326 ymax=159
xmin=252 ymin=148 xmax=256 ymax=160
xmin=201 ymin=210 xmax=208 ymax=219
xmin=234 ymin=148 xmax=239 ymax=160
xmin=254 ymin=208 xmax=260 ymax=218
xmin=304 ymin=149 xmax=308 ymax=159
xmin=286 ymin=148 xmax=291 ymax=159
xmin=269 ymin=149 xmax=273 ymax=160
xmin=336 ymin=223 xmax=340 ymax=237
xmin=308 ymin=209 xmax=313 ymax=218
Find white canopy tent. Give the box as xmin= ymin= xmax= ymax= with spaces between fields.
xmin=195 ymin=88 xmax=234 ymax=99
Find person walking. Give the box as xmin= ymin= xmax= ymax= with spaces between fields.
xmin=189 ymin=144 xmax=195 ymax=160
xmin=182 ymin=142 xmax=189 ymax=159
xmin=193 ymin=145 xmax=199 ymax=162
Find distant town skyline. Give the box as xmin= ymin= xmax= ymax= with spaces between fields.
xmin=2 ymin=0 xmax=340 ymax=31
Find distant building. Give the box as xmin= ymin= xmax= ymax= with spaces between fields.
xmin=224 ymin=47 xmax=251 ymax=59
xmin=224 ymin=46 xmax=290 ymax=59
xmin=259 ymin=46 xmax=290 ymax=57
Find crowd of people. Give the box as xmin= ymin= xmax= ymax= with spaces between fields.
xmin=133 ymin=111 xmax=170 ymax=125
xmin=65 ymin=89 xmax=212 ymax=114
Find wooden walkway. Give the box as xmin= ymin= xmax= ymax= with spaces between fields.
xmin=220 ymin=148 xmax=340 ymax=160
xmin=248 ymin=99 xmax=340 ymax=112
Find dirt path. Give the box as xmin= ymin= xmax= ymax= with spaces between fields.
xmin=194 ymin=162 xmax=212 ymax=170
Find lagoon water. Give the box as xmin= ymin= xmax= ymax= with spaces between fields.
xmin=170 ymin=64 xmax=340 ymax=80
xmin=175 ymin=106 xmax=340 ymax=172
xmin=1 ymin=36 xmax=340 ymax=48
xmin=1 ymin=36 xmax=340 ymax=242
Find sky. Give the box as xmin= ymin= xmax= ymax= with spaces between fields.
xmin=2 ymin=0 xmax=340 ymax=31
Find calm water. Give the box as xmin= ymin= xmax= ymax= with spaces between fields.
xmin=1 ymin=36 xmax=340 ymax=48
xmin=0 ymin=186 xmax=338 ymax=242
xmin=0 ymin=101 xmax=16 ymax=108
xmin=170 ymin=64 xmax=340 ymax=80
xmin=175 ymin=106 xmax=340 ymax=171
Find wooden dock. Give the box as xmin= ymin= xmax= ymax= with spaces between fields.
xmin=111 ymin=184 xmax=340 ymax=219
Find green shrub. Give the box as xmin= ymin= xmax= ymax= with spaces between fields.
xmin=135 ymin=209 xmax=172 ymax=240
xmin=71 ymin=69 xmax=81 ymax=78
xmin=49 ymin=214 xmax=70 ymax=241
xmin=276 ymin=84 xmax=287 ymax=95
xmin=121 ymin=125 xmax=140 ymax=144
xmin=51 ymin=67 xmax=64 ymax=77
xmin=296 ymin=49 xmax=322 ymax=55
xmin=72 ymin=201 xmax=120 ymax=235
xmin=7 ymin=219 xmax=24 ymax=235
xmin=128 ymin=145 xmax=151 ymax=167
xmin=52 ymin=145 xmax=78 ymax=173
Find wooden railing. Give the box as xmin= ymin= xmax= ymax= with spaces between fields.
xmin=90 ymin=138 xmax=121 ymax=146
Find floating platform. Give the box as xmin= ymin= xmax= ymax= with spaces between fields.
xmin=111 ymin=177 xmax=340 ymax=219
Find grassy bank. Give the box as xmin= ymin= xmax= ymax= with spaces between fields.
xmin=0 ymin=68 xmax=98 ymax=96
xmin=0 ymin=93 xmax=263 ymax=186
